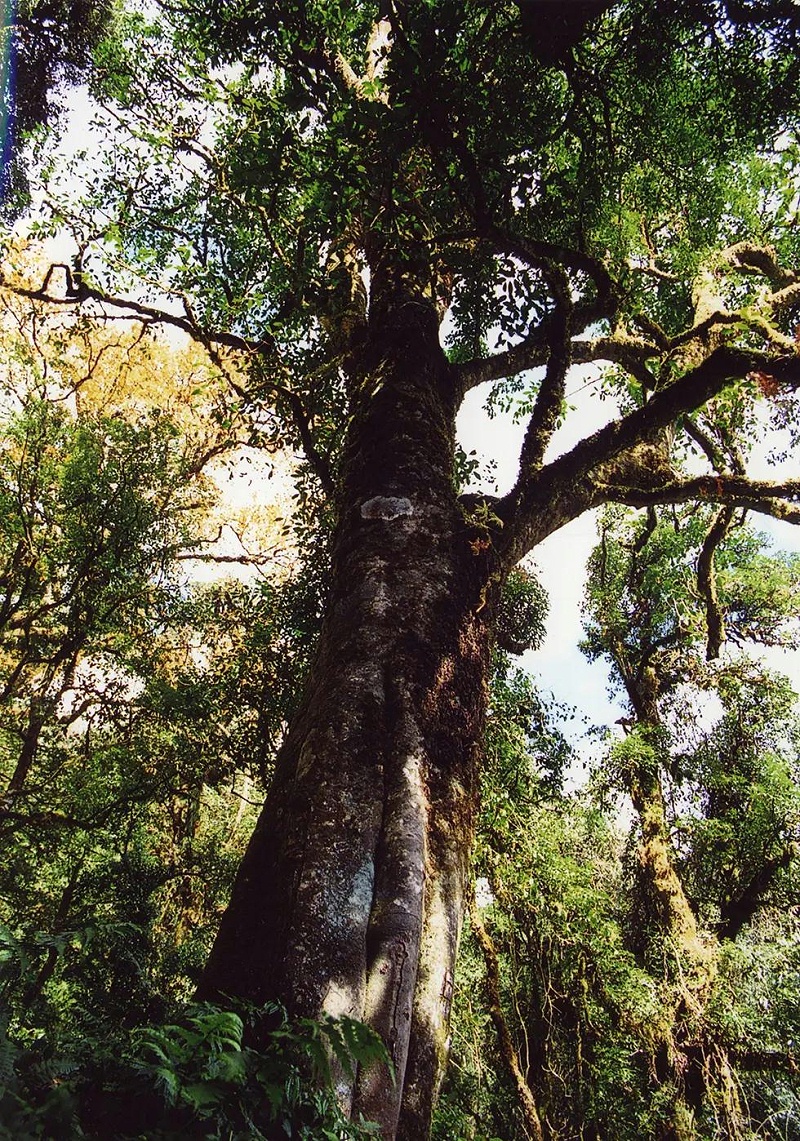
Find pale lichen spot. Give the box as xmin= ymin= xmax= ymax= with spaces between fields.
xmin=360 ymin=495 xmax=413 ymax=520
xmin=347 ymin=857 xmax=376 ymax=924
xmin=323 ymin=979 xmax=359 ymax=1021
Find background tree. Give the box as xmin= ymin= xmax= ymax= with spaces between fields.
xmin=580 ymin=504 xmax=800 ymax=1137
xmin=0 ymin=262 xmax=339 ymax=1137
xmin=436 ymin=507 xmax=800 ymax=1140
xmin=7 ymin=2 xmax=800 ymax=1136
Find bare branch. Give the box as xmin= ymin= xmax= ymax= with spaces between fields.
xmin=515 ymin=266 xmax=572 ymax=472
xmin=6 ymin=271 xmax=274 ymax=357
xmin=609 ymin=476 xmax=800 ymax=525
xmin=696 ymin=506 xmax=737 ymax=660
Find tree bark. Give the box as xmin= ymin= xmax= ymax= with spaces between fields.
xmin=198 ymin=286 xmax=497 ymax=1138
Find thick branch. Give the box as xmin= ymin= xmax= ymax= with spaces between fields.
xmin=722 ymin=242 xmax=797 ymax=289
xmin=499 ymin=346 xmax=798 ymax=562
xmin=487 ymin=227 xmax=617 ymax=320
xmin=769 ymin=280 xmax=800 ymax=314
xmin=452 ymin=326 xmax=549 ymax=392
xmin=571 ymin=332 xmax=660 ymax=388
xmin=451 ymin=296 xmax=614 ymax=394
xmin=668 ymin=310 xmax=741 ymax=352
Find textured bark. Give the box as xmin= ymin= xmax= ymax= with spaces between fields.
xmin=618 ymin=659 xmax=712 ymax=971
xmin=198 ymin=285 xmax=496 ymax=1137
xmin=191 ymin=238 xmax=800 ymax=1138
xmin=628 ymin=761 xmax=706 ymax=961
xmin=696 ymin=506 xmax=735 ymax=661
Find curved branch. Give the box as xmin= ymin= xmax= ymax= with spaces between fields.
xmin=668 ymin=309 xmax=741 ymax=352
xmin=486 ymin=226 xmax=617 ymax=319
xmin=497 ymin=345 xmax=800 ymax=563
xmin=770 ymin=280 xmax=800 ymax=315
xmin=722 ymin=242 xmax=797 ymax=289
xmin=274 ymin=384 xmax=337 ymax=498
xmin=6 ymin=272 xmax=275 ymax=357
xmin=696 ymin=506 xmax=736 ymax=660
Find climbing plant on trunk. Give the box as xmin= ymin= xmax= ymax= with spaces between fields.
xmin=10 ymin=2 xmax=800 ymax=1135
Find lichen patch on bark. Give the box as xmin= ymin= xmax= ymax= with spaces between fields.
xmin=360 ymin=495 xmax=414 ymax=520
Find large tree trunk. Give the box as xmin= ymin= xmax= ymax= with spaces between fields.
xmin=198 ymin=284 xmax=497 ymax=1138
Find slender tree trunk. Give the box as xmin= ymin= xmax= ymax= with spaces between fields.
xmin=469 ymin=899 xmax=544 ymax=1141
xmin=198 ymin=286 xmax=497 ymax=1138
xmin=627 ymin=762 xmax=706 ymax=962
xmin=619 ymin=661 xmax=707 ymax=964
xmin=619 ymin=667 xmax=729 ymax=1140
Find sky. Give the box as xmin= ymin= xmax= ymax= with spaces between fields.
xmin=456 ymin=369 xmax=626 ymax=749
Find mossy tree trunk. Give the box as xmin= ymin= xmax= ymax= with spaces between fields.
xmin=198 ymin=279 xmax=500 ymax=1137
